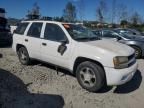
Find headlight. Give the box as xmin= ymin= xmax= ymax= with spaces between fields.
xmin=113 ymin=56 xmax=128 ymax=69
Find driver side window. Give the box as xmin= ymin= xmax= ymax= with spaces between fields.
xmin=44 ymin=23 xmax=67 ymax=42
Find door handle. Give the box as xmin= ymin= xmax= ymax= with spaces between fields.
xmin=42 ymin=43 xmax=47 ymax=46
xmin=25 ymin=39 xmax=28 ymax=42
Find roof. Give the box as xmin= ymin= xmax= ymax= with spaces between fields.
xmin=22 ymin=20 xmax=77 ymax=25
xmin=22 ymin=20 xmax=62 ymax=24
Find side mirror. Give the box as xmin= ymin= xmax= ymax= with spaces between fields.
xmin=60 ymin=39 xmax=68 ymax=45
xmin=58 ymin=39 xmax=68 ymax=55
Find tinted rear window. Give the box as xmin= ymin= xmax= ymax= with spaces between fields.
xmin=15 ymin=23 xmax=29 ymax=35
xmin=27 ymin=22 xmax=43 ymax=38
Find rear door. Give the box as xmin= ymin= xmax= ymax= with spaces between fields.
xmin=13 ymin=22 xmax=29 ymax=52
xmin=24 ymin=22 xmax=43 ymax=59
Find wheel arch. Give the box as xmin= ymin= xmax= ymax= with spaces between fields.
xmin=129 ymin=45 xmax=142 ymax=57
xmin=73 ymin=57 xmax=106 ymax=75
xmin=16 ymin=44 xmax=27 ymax=52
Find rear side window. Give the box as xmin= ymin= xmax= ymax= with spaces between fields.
xmin=27 ymin=22 xmax=43 ymax=38
xmin=15 ymin=23 xmax=29 ymax=35
xmin=44 ymin=23 xmax=67 ymax=42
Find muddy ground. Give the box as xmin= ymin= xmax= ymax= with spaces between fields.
xmin=0 ymin=46 xmax=144 ymax=108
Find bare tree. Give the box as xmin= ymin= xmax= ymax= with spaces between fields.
xmin=111 ymin=0 xmax=116 ymax=24
xmin=77 ymin=0 xmax=85 ymax=22
xmin=26 ymin=2 xmax=41 ymax=20
xmin=63 ymin=2 xmax=77 ymax=22
xmin=96 ymin=0 xmax=107 ymax=23
xmin=96 ymin=8 xmax=103 ymax=23
xmin=116 ymin=3 xmax=129 ymax=23
xmin=130 ymin=12 xmax=142 ymax=25
xmin=32 ymin=2 xmax=40 ymax=16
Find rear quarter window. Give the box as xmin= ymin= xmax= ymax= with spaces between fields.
xmin=15 ymin=23 xmax=29 ymax=35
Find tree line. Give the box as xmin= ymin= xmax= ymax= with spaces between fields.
xmin=96 ymin=0 xmax=143 ymax=27
xmin=8 ymin=0 xmax=144 ymax=31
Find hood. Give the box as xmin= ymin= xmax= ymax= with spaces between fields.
xmin=84 ymin=40 xmax=134 ymax=56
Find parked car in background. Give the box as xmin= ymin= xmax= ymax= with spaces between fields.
xmin=115 ymin=28 xmax=143 ymax=36
xmin=13 ymin=20 xmax=137 ymax=92
xmin=10 ymin=26 xmax=17 ymax=34
xmin=0 ymin=8 xmax=12 ymax=45
xmin=93 ymin=29 xmax=144 ymax=58
xmin=0 ymin=26 xmax=12 ymax=45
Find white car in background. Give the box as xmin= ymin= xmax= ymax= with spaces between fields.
xmin=10 ymin=26 xmax=17 ymax=33
xmin=12 ymin=20 xmax=138 ymax=92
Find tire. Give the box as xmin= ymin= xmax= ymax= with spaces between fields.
xmin=76 ymin=61 xmax=105 ymax=92
xmin=131 ymin=46 xmax=142 ymax=59
xmin=17 ymin=47 xmax=31 ymax=65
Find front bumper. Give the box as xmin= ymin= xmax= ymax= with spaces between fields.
xmin=104 ymin=61 xmax=138 ymax=86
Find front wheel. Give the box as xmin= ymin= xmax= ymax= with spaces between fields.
xmin=17 ymin=47 xmax=31 ymax=65
xmin=76 ymin=61 xmax=105 ymax=92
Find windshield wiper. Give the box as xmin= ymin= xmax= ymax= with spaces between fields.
xmin=74 ymin=37 xmax=100 ymax=41
xmin=89 ymin=37 xmax=100 ymax=40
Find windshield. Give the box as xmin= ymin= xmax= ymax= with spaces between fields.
xmin=128 ymin=29 xmax=141 ymax=35
xmin=63 ymin=24 xmax=100 ymax=41
xmin=119 ymin=32 xmax=136 ymax=39
xmin=114 ymin=30 xmax=134 ymax=39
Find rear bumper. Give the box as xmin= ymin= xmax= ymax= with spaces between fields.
xmin=104 ymin=61 xmax=138 ymax=86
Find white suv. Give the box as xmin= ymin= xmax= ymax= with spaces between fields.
xmin=13 ymin=20 xmax=138 ymax=92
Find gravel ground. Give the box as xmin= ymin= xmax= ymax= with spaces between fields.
xmin=0 ymin=46 xmax=144 ymax=108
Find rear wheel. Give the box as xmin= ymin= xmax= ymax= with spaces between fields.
xmin=17 ymin=47 xmax=31 ymax=65
xmin=131 ymin=46 xmax=142 ymax=59
xmin=76 ymin=61 xmax=105 ymax=92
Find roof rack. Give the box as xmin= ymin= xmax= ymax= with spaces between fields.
xmin=24 ymin=16 xmax=53 ymax=21
xmin=41 ymin=16 xmax=53 ymax=21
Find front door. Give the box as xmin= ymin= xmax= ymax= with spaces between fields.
xmin=41 ymin=23 xmax=72 ymax=68
xmin=25 ymin=22 xmax=43 ymax=59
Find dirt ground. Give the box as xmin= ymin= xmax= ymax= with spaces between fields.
xmin=0 ymin=46 xmax=144 ymax=108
